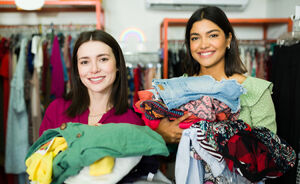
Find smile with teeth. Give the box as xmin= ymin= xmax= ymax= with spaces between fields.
xmin=90 ymin=77 xmax=104 ymax=82
xmin=200 ymin=51 xmax=214 ymax=56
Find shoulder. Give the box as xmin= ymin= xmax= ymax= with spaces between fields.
xmin=45 ymin=98 xmax=71 ymax=115
xmin=240 ymin=76 xmax=273 ymax=106
xmin=229 ymin=74 xmax=247 ymax=84
xmin=40 ymin=98 xmax=74 ymax=136
xmin=48 ymin=98 xmax=70 ymax=108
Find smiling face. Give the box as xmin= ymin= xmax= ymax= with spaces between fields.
xmin=190 ymin=19 xmax=232 ymax=74
xmin=77 ymin=41 xmax=117 ymax=96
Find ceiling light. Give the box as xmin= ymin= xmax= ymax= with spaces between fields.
xmin=15 ymin=0 xmax=45 ymax=10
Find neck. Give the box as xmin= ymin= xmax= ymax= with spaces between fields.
xmin=199 ymin=67 xmax=227 ymax=81
xmin=198 ymin=58 xmax=227 ymax=81
xmin=88 ymin=92 xmax=112 ymax=116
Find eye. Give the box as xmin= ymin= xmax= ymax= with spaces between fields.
xmin=79 ymin=60 xmax=88 ymax=65
xmin=190 ymin=37 xmax=198 ymax=41
xmin=209 ymin=34 xmax=219 ymax=38
xmin=99 ymin=57 xmax=109 ymax=62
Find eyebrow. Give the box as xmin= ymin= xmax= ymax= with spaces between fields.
xmin=78 ymin=53 xmax=109 ymax=60
xmin=190 ymin=29 xmax=220 ymax=36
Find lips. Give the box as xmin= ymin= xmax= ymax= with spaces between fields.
xmin=89 ymin=76 xmax=105 ymax=82
xmin=199 ymin=51 xmax=215 ymax=56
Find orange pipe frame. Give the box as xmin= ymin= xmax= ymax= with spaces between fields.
xmin=161 ymin=18 xmax=293 ymax=79
xmin=0 ymin=0 xmax=103 ymax=29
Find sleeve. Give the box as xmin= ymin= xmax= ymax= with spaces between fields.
xmin=125 ymin=109 xmax=145 ymax=126
xmin=249 ymin=88 xmax=277 ymax=134
xmin=39 ymin=100 xmax=59 ymax=136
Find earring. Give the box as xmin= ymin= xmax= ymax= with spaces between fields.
xmin=227 ymin=45 xmax=230 ymax=49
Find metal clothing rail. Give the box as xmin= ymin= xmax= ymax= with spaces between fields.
xmin=0 ymin=0 xmax=104 ymax=30
xmin=0 ymin=24 xmax=97 ymax=37
xmin=160 ymin=18 xmax=293 ymax=79
xmin=0 ymin=24 xmax=96 ymax=30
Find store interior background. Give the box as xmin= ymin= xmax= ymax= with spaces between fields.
xmin=1 ymin=0 xmax=300 ymax=183
xmin=0 ymin=0 xmax=299 ymax=54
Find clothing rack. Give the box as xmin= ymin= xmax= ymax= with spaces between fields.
xmin=0 ymin=0 xmax=104 ymax=30
xmin=238 ymin=39 xmax=277 ymax=45
xmin=0 ymin=24 xmax=96 ymax=38
xmin=160 ymin=18 xmax=293 ymax=79
xmin=124 ymin=51 xmax=161 ymax=68
xmin=277 ymin=18 xmax=300 ymax=46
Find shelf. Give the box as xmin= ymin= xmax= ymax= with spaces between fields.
xmin=0 ymin=0 xmax=104 ymax=29
xmin=160 ymin=18 xmax=293 ymax=79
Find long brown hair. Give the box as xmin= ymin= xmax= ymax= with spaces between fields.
xmin=183 ymin=6 xmax=247 ymax=76
xmin=65 ymin=30 xmax=129 ymax=117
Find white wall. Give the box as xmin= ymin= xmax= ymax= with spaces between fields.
xmin=0 ymin=0 xmax=299 ymax=52
xmin=104 ymin=0 xmax=270 ymax=52
xmin=103 ymin=0 xmax=298 ymax=52
xmin=267 ymin=0 xmax=299 ymax=18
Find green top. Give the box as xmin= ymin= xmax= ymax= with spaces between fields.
xmin=26 ymin=123 xmax=169 ymax=184
xmin=239 ymin=76 xmax=277 ymax=133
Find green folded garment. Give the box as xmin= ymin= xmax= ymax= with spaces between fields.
xmin=26 ymin=123 xmax=169 ymax=184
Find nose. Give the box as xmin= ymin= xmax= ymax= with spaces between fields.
xmin=200 ymin=37 xmax=209 ymax=49
xmin=91 ymin=61 xmax=100 ymax=73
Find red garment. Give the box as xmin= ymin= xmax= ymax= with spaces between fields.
xmin=41 ymin=41 xmax=49 ymax=94
xmin=0 ymin=38 xmax=15 ymax=184
xmin=224 ymin=133 xmax=282 ymax=182
xmin=135 ymin=89 xmax=154 ymax=112
xmin=134 ymin=89 xmax=202 ymax=129
xmin=39 ymin=98 xmax=145 ymax=136
xmin=0 ymin=44 xmax=10 ymax=138
xmin=133 ymin=104 xmax=161 ymax=130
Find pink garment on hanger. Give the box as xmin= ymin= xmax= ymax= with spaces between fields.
xmin=50 ymin=36 xmax=65 ymax=99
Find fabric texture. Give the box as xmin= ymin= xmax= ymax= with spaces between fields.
xmin=39 ymin=98 xmax=145 ymax=136
xmin=5 ymin=38 xmax=29 ymax=174
xmin=141 ymin=100 xmax=184 ymax=120
xmin=251 ymin=127 xmax=296 ymax=174
xmin=152 ymin=75 xmax=245 ymax=112
xmin=179 ymin=96 xmax=240 ymax=122
xmin=65 ymin=156 xmax=142 ymax=184
xmin=89 ymin=156 xmax=115 ymax=176
xmin=175 ymin=128 xmax=227 ymax=184
xmin=25 ymin=137 xmax=68 ymax=184
xmin=198 ymin=121 xmax=296 ymax=182
xmin=118 ymin=155 xmax=160 ymax=183
xmin=239 ymin=76 xmax=277 ymax=133
xmin=27 ymin=123 xmax=169 ymax=184
xmin=50 ymin=36 xmax=64 ymax=99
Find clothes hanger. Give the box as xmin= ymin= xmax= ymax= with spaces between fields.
xmin=277 ymin=16 xmax=300 ymax=46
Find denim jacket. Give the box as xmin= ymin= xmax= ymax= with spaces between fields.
xmin=152 ymin=75 xmax=245 ymax=113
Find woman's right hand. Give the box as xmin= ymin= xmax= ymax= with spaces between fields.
xmin=155 ymin=113 xmax=191 ymax=143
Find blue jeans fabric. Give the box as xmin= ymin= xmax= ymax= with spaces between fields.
xmin=175 ymin=128 xmax=227 ymax=184
xmin=152 ymin=75 xmax=246 ymax=113
xmin=175 ymin=128 xmax=205 ymax=184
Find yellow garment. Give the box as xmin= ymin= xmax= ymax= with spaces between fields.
xmin=25 ymin=137 xmax=68 ymax=184
xmin=89 ymin=156 xmax=115 ymax=176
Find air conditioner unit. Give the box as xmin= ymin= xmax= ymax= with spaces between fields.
xmin=145 ymin=0 xmax=249 ymax=11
